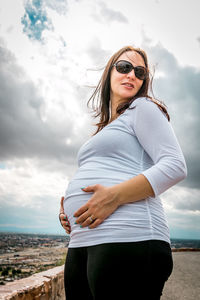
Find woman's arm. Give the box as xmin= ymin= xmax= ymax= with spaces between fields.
xmin=129 ymin=98 xmax=187 ymax=197
xmin=114 ymin=99 xmax=187 ymax=205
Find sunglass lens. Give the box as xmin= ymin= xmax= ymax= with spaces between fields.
xmin=135 ymin=67 xmax=146 ymax=80
xmin=116 ymin=61 xmax=132 ymax=74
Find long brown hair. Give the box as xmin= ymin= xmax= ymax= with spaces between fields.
xmin=87 ymin=45 xmax=170 ymax=136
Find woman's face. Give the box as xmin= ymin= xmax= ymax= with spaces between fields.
xmin=110 ymin=50 xmax=146 ymax=104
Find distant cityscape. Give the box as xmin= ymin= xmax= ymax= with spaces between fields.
xmin=0 ymin=232 xmax=199 ymax=285
xmin=0 ymin=232 xmax=69 ymax=285
xmin=170 ymin=238 xmax=200 ymax=250
xmin=0 ymin=232 xmax=70 ymax=254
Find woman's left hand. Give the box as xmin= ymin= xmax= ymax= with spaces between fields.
xmin=59 ymin=196 xmax=71 ymax=234
xmin=73 ymin=184 xmax=120 ymax=229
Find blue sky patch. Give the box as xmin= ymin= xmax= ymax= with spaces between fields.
xmin=0 ymin=163 xmax=6 ymax=169
xmin=21 ymin=0 xmax=53 ymax=41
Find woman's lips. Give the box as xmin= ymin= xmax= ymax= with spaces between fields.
xmin=122 ymin=82 xmax=135 ymax=89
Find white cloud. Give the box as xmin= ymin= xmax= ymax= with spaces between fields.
xmin=163 ymin=186 xmax=200 ymax=213
xmin=162 ymin=186 xmax=200 ymax=239
xmin=0 ymin=159 xmax=68 ymax=207
xmin=45 ymin=0 xmax=68 ymax=15
xmin=91 ymin=1 xmax=128 ymax=24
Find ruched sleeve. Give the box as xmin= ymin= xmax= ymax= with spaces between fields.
xmin=129 ymin=98 xmax=187 ymax=197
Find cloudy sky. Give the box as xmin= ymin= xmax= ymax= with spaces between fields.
xmin=0 ymin=0 xmax=200 ymax=239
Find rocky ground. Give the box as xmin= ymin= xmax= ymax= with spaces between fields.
xmin=162 ymin=251 xmax=200 ymax=299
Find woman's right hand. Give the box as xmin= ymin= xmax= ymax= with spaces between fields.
xmin=59 ymin=196 xmax=71 ymax=234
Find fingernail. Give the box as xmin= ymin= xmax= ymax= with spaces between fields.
xmin=80 ymin=225 xmax=83 ymax=228
xmin=66 ymin=222 xmax=68 ymax=225
xmin=64 ymin=216 xmax=66 ymax=220
xmin=75 ymin=221 xmax=77 ymax=224
xmin=81 ymin=187 xmax=86 ymax=190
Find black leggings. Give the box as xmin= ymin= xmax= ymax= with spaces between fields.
xmin=64 ymin=240 xmax=173 ymax=300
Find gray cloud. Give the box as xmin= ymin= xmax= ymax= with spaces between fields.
xmin=141 ymin=40 xmax=200 ymax=190
xmin=0 ymin=42 xmax=82 ymax=173
xmin=86 ymin=37 xmax=111 ymax=66
xmin=164 ymin=187 xmax=200 ymax=213
xmin=175 ymin=195 xmax=200 ymax=211
xmin=45 ymin=0 xmax=68 ymax=15
xmin=92 ymin=1 xmax=128 ymax=24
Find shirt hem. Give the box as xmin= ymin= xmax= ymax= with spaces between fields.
xmin=68 ymin=235 xmax=171 ymax=248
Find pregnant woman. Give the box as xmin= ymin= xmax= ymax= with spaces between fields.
xmin=59 ymin=45 xmax=187 ymax=300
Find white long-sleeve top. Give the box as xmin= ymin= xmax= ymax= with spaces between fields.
xmin=64 ymin=97 xmax=187 ymax=248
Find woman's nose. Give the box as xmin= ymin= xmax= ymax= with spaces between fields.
xmin=127 ymin=69 xmax=136 ymax=80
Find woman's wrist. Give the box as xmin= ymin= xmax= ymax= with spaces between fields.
xmin=108 ymin=184 xmax=123 ymax=207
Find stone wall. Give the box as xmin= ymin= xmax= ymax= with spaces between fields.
xmin=0 ymin=265 xmax=65 ymax=300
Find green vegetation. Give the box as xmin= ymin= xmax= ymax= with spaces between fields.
xmin=0 ymin=267 xmax=22 ymax=277
xmin=55 ymin=252 xmax=66 ymax=266
xmin=35 ymin=253 xmax=66 ymax=274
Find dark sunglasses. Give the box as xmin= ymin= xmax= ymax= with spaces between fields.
xmin=113 ymin=60 xmax=148 ymax=80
